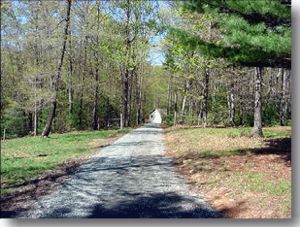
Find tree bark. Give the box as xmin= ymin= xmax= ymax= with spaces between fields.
xmin=122 ymin=70 xmax=130 ymax=127
xmin=136 ymin=72 xmax=143 ymax=125
xmin=174 ymin=93 xmax=178 ymax=126
xmin=67 ymin=26 xmax=73 ymax=114
xmin=92 ymin=1 xmax=101 ymax=130
xmin=280 ymin=69 xmax=289 ymax=126
xmin=180 ymin=78 xmax=192 ymax=123
xmin=28 ymin=112 xmax=33 ymax=133
xmin=202 ymin=69 xmax=209 ymax=127
xmin=252 ymin=67 xmax=264 ymax=137
xmin=33 ymin=1 xmax=40 ymax=136
xmin=34 ymin=81 xmax=37 ymax=136
xmin=228 ymin=81 xmax=235 ymax=126
xmin=181 ymin=95 xmax=187 ymax=123
xmin=42 ymin=0 xmax=71 ymax=137
xmin=167 ymin=75 xmax=172 ymax=115
xmin=122 ymin=0 xmax=131 ymax=127
xmin=92 ymin=67 xmax=100 ymax=130
xmin=79 ymin=39 xmax=88 ymax=130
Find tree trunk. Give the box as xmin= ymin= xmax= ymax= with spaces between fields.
xmin=167 ymin=75 xmax=172 ymax=115
xmin=34 ymin=81 xmax=37 ymax=136
xmin=123 ymin=70 xmax=130 ymax=127
xmin=79 ymin=40 xmax=88 ymax=130
xmin=67 ymin=27 xmax=73 ymax=114
xmin=42 ymin=0 xmax=71 ymax=137
xmin=28 ymin=112 xmax=33 ymax=133
xmin=128 ymin=68 xmax=135 ymax=126
xmin=92 ymin=67 xmax=100 ymax=130
xmin=181 ymin=95 xmax=187 ymax=123
xmin=280 ymin=69 xmax=289 ymax=126
xmin=252 ymin=67 xmax=264 ymax=137
xmin=33 ymin=4 xmax=39 ymax=136
xmin=228 ymin=81 xmax=235 ymax=125
xmin=136 ymin=72 xmax=143 ymax=125
xmin=174 ymin=93 xmax=178 ymax=126
xmin=180 ymin=80 xmax=187 ymax=122
xmin=202 ymin=69 xmax=209 ymax=127
xmin=92 ymin=2 xmax=101 ymax=130
xmin=122 ymin=0 xmax=131 ymax=127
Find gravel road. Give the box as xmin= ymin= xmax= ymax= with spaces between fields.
xmin=18 ymin=123 xmax=221 ymax=218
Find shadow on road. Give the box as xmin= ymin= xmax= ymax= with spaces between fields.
xmin=87 ymin=192 xmax=222 ymax=218
xmin=34 ymin=192 xmax=222 ymax=218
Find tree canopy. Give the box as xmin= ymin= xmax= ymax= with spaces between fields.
xmin=170 ymin=0 xmax=291 ymax=68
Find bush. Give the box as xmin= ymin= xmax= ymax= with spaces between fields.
xmin=262 ymin=102 xmax=280 ymax=126
xmin=164 ymin=114 xmax=174 ymax=126
xmin=1 ymin=106 xmax=29 ymax=138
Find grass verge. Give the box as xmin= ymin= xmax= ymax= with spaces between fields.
xmin=164 ymin=126 xmax=291 ymax=218
xmin=1 ymin=128 xmax=130 ymax=195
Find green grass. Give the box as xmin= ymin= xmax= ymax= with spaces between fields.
xmin=1 ymin=128 xmax=130 ymax=192
xmin=174 ymin=126 xmax=291 ymax=139
xmin=233 ymin=169 xmax=291 ymax=196
xmin=166 ymin=125 xmax=292 ymax=218
xmin=263 ymin=127 xmax=292 ymax=138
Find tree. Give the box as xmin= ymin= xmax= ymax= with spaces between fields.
xmin=1 ymin=0 xmax=291 ymax=139
xmin=41 ymin=0 xmax=72 ymax=137
xmin=169 ymin=0 xmax=291 ymax=136
xmin=252 ymin=67 xmax=263 ymax=137
xmin=180 ymin=0 xmax=291 ymax=68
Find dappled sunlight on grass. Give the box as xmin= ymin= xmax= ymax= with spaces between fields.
xmin=165 ymin=126 xmax=291 ymax=218
xmin=1 ymin=128 xmax=130 ymax=192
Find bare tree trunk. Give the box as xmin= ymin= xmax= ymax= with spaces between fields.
xmin=280 ymin=69 xmax=289 ymax=126
xmin=174 ymin=93 xmax=178 ymax=126
xmin=3 ymin=128 xmax=6 ymax=141
xmin=197 ymin=111 xmax=201 ymax=126
xmin=123 ymin=70 xmax=130 ymax=127
xmin=42 ymin=0 xmax=71 ymax=137
xmin=167 ymin=75 xmax=172 ymax=115
xmin=180 ymin=79 xmax=192 ymax=123
xmin=28 ymin=112 xmax=33 ymax=134
xmin=92 ymin=2 xmax=101 ymax=130
xmin=181 ymin=96 xmax=187 ymax=123
xmin=92 ymin=67 xmax=100 ymax=130
xmin=79 ymin=39 xmax=88 ymax=129
xmin=136 ymin=71 xmax=143 ymax=125
xmin=128 ymin=68 xmax=135 ymax=126
xmin=67 ymin=27 xmax=73 ymax=114
xmin=122 ymin=0 xmax=131 ymax=127
xmin=252 ymin=67 xmax=264 ymax=137
xmin=33 ymin=3 xmax=40 ymax=136
xmin=120 ymin=113 xmax=123 ymax=129
xmin=228 ymin=81 xmax=235 ymax=126
xmin=202 ymin=69 xmax=209 ymax=127
xmin=34 ymin=81 xmax=37 ymax=136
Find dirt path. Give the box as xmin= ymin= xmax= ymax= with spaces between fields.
xmin=16 ymin=123 xmax=220 ymax=218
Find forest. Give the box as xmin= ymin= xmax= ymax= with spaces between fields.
xmin=1 ymin=0 xmax=291 ymax=138
xmin=0 ymin=0 xmax=293 ymax=219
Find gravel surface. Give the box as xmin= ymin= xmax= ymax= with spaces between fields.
xmin=17 ymin=123 xmax=221 ymax=218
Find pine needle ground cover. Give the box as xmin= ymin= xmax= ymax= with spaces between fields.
xmin=165 ymin=126 xmax=291 ymax=218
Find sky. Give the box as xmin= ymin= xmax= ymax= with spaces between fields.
xmin=147 ymin=0 xmax=170 ymax=66
xmin=148 ymin=34 xmax=165 ymax=65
